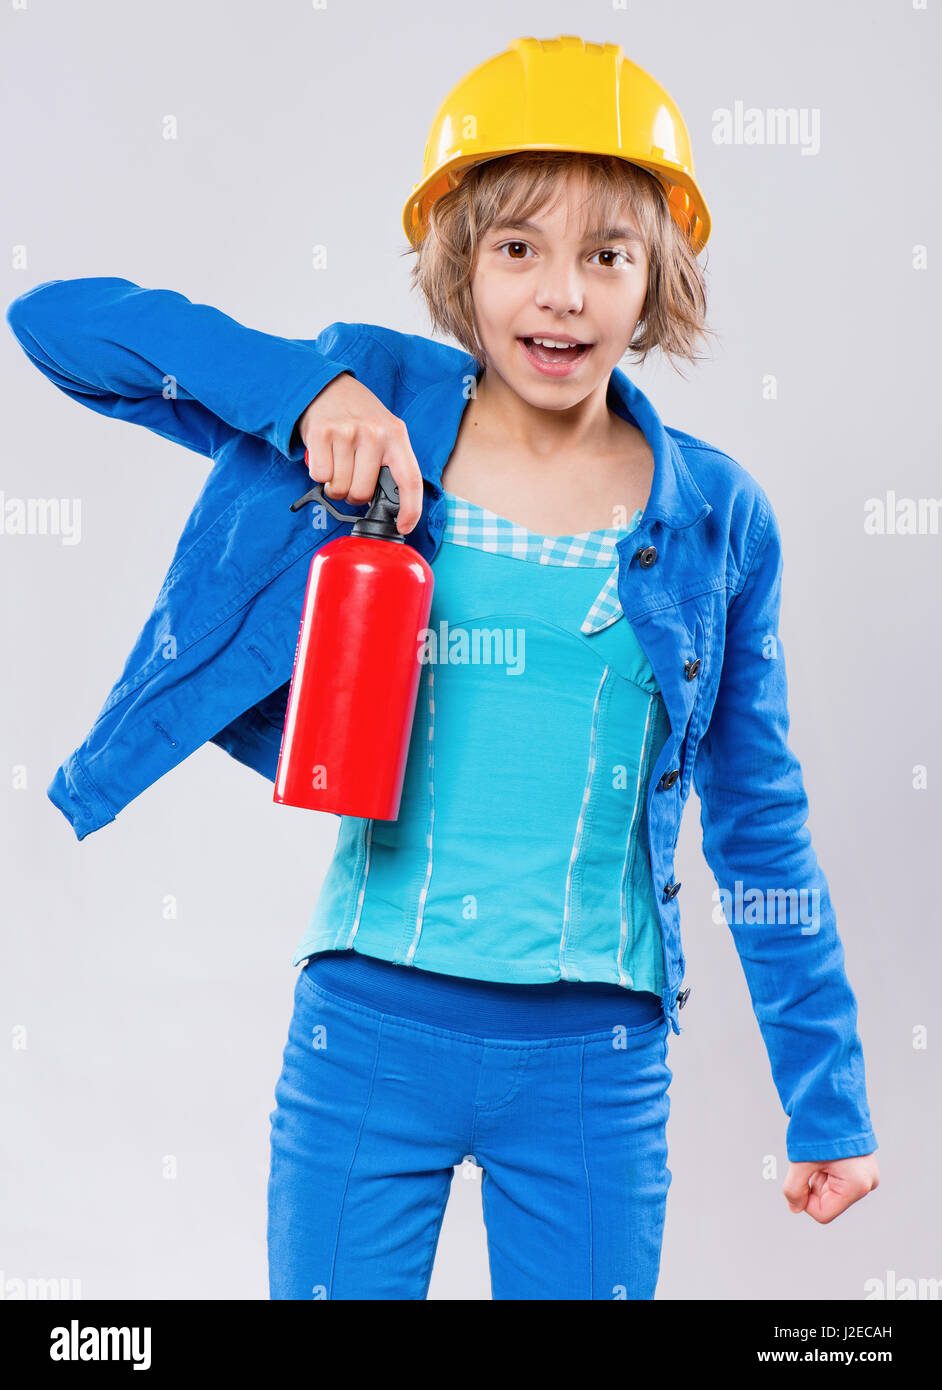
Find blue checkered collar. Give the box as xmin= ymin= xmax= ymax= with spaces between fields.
xmin=441 ymin=490 xmax=643 ymax=634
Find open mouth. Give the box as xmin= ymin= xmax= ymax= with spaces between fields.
xmin=519 ymin=337 xmax=591 ymax=367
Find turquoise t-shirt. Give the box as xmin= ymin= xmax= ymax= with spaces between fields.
xmin=291 ymin=491 xmax=672 ymax=995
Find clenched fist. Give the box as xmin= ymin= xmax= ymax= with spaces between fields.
xmin=295 ymin=372 xmax=424 ymax=535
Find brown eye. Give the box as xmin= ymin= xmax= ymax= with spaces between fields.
xmin=497 ymin=241 xmax=530 ymax=260
xmin=589 ymin=248 xmax=632 ymax=268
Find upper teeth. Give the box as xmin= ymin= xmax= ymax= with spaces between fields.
xmin=531 ymin=337 xmax=581 ymax=349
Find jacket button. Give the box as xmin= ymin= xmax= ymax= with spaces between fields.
xmin=684 ymin=657 xmax=700 ymax=680
xmin=662 ymin=881 xmax=682 ymax=901
xmin=637 ymin=545 xmax=658 ymax=568
xmin=677 ymin=987 xmax=691 ymax=1009
xmin=659 ymin=768 xmax=680 ymax=790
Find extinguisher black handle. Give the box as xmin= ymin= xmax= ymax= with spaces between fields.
xmin=288 ymin=480 xmax=353 ymax=519
xmin=289 ymin=465 xmax=401 ymax=528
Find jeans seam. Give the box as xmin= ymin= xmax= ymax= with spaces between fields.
xmin=579 ymin=1039 xmax=594 ymax=1299
xmin=327 ymin=1013 xmax=384 ymax=1298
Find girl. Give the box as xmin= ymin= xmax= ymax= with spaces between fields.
xmin=7 ymin=35 xmax=879 ymax=1301
xmin=266 ymin=36 xmax=879 ymax=1298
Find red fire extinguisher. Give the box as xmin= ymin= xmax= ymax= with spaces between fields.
xmin=272 ymin=462 xmax=433 ymax=820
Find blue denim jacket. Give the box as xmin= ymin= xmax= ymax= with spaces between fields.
xmin=6 ymin=277 xmax=877 ymax=1162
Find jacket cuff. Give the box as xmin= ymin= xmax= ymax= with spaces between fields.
xmin=274 ymin=363 xmax=358 ymax=462
xmin=47 ymin=754 xmax=116 ymax=841
xmin=786 ymin=1130 xmax=878 ymax=1163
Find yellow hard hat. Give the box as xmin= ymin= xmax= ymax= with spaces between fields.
xmin=402 ymin=35 xmax=711 ymax=255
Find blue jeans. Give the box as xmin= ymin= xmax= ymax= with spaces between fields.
xmin=267 ymin=952 xmax=674 ymax=1299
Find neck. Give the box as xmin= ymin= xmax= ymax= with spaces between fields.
xmin=469 ymin=366 xmax=617 ymax=459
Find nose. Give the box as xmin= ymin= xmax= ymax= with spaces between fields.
xmin=533 ymin=258 xmax=584 ymax=318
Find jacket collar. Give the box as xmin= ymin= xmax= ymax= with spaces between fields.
xmin=401 ymin=353 xmax=712 ymax=532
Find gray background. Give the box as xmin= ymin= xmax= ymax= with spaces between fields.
xmin=1 ymin=0 xmax=937 ymax=1300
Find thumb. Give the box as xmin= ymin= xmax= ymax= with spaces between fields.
xmin=783 ymin=1162 xmax=816 ymax=1212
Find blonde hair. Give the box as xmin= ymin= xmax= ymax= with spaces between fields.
xmin=402 ymin=150 xmax=716 ymax=376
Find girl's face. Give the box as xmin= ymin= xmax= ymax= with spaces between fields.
xmin=469 ymin=181 xmax=650 ymax=409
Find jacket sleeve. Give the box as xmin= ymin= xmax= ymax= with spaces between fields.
xmin=5 ymin=276 xmax=359 ymax=461
xmin=691 ymin=492 xmax=878 ymax=1163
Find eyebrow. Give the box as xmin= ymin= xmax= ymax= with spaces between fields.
xmin=489 ymin=218 xmax=645 ymax=244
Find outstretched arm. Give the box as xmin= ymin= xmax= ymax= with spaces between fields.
xmin=6 ymin=276 xmax=358 ymax=461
